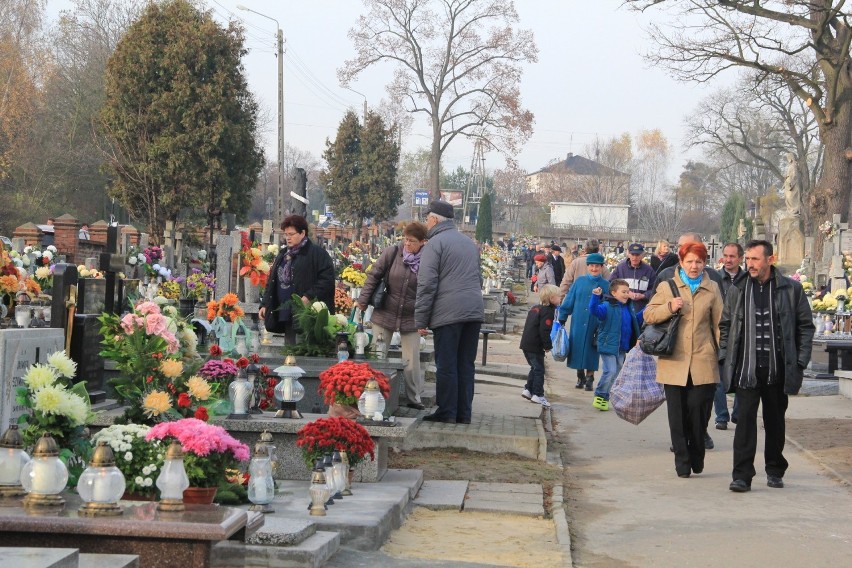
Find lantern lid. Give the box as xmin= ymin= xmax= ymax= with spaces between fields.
xmin=364 ymin=377 xmax=380 ymax=391
xmin=273 ymin=363 xmax=305 ymax=378
xmin=259 ymin=430 xmax=274 ymax=443
xmin=0 ymin=425 xmax=23 ymax=448
xmin=164 ymin=440 xmax=184 ymax=460
xmin=32 ymin=433 xmax=59 ymax=457
xmin=89 ymin=441 xmax=116 ymax=467
xmin=283 ymin=354 xmax=297 ymax=366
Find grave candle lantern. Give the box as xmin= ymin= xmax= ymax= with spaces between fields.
xmin=273 ymin=356 xmax=305 ymax=419
xmin=353 ymin=323 xmax=368 ymax=359
xmin=357 ymin=377 xmax=386 ymax=421
xmin=77 ymin=441 xmax=125 ymax=516
xmin=247 ymin=439 xmax=275 ymax=514
xmin=332 ymin=451 xmax=347 ymax=499
xmin=0 ymin=425 xmax=30 ymax=497
xmin=308 ymin=459 xmax=330 ymax=516
xmin=228 ymin=368 xmax=253 ymax=419
xmin=21 ymin=433 xmax=68 ymax=509
xmin=156 ymin=441 xmax=189 ymax=512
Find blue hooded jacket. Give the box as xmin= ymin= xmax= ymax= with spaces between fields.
xmin=589 ymin=294 xmax=643 ymax=355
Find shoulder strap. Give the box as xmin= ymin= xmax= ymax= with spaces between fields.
xmin=383 ymin=245 xmax=399 ymax=278
xmin=668 ymin=279 xmax=679 ymax=298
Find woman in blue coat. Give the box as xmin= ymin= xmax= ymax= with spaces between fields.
xmin=558 ymin=253 xmax=609 ymax=391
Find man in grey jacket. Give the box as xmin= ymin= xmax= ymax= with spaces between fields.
xmin=415 ymin=200 xmax=485 ymax=424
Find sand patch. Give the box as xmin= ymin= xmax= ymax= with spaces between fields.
xmin=381 ymin=509 xmax=565 ymax=567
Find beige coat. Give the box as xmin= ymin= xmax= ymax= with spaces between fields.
xmin=643 ymin=272 xmax=723 ymax=386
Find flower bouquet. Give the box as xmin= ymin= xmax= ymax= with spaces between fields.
xmin=239 ymin=233 xmax=271 ymax=288
xmin=145 ymin=418 xmax=250 ymax=488
xmin=296 ymin=416 xmax=375 ymax=468
xmin=334 ymin=286 xmax=354 ymax=314
xmin=283 ymin=294 xmax=354 ymax=357
xmin=180 ymin=268 xmax=215 ymax=301
xmin=207 ymin=293 xmax=245 ymax=322
xmin=91 ymin=424 xmax=164 ymax=498
xmin=340 ymin=266 xmax=367 ymax=287
xmin=318 ymin=360 xmax=391 ymax=417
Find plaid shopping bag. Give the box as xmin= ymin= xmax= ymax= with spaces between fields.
xmin=610 ymin=346 xmax=666 ymax=425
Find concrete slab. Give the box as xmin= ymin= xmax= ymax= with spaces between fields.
xmin=213 ymin=531 xmax=340 ymax=568
xmin=0 ymin=548 xmax=78 ymax=568
xmin=463 ymin=498 xmax=545 ymax=517
xmin=379 ymin=468 xmax=425 ymax=500
xmin=78 ymin=554 xmax=139 ymax=568
xmin=468 ymin=482 xmax=543 ymax=495
xmin=414 ymin=480 xmax=469 ymax=510
xmin=244 ymin=516 xmax=316 ymax=546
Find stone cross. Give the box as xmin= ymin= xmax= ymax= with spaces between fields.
xmin=99 ymin=223 xmax=124 ymax=314
xmin=214 ymin=233 xmax=236 ymax=299
xmin=706 ymin=235 xmax=720 ymax=261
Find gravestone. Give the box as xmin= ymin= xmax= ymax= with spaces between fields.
xmin=77 ymin=278 xmax=106 ymax=315
xmin=214 ymin=233 xmax=236 ymax=299
xmin=50 ymin=263 xmax=78 ymax=335
xmin=70 ymin=314 xmax=106 ymax=403
xmin=0 ymin=328 xmax=65 ymax=428
xmin=777 ymin=217 xmax=805 ymax=267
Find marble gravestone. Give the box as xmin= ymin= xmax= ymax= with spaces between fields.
xmin=0 ymin=328 xmax=65 ymax=428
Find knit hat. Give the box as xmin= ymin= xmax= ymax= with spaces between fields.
xmin=534 ymin=254 xmax=547 ymax=262
xmin=585 ymin=253 xmax=605 ymax=265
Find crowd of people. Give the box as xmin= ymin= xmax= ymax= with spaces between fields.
xmin=523 ymin=234 xmax=814 ymax=492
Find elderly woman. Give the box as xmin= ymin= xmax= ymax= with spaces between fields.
xmin=260 ymin=214 xmax=335 ymax=344
xmin=644 ymin=242 xmax=723 ymax=478
xmin=651 ymin=240 xmax=678 ymax=274
xmin=357 ymin=221 xmax=428 ymax=410
xmin=533 ymin=254 xmax=555 ymax=292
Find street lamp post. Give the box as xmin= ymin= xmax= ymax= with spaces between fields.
xmin=237 ymin=5 xmax=284 ymax=226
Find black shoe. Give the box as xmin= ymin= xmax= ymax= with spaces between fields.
xmin=678 ymin=472 xmax=690 ymax=478
xmin=731 ymin=416 xmax=737 ymax=425
xmin=406 ymin=402 xmax=426 ymax=410
xmin=715 ymin=422 xmax=728 ymax=430
xmin=457 ymin=417 xmax=471 ymax=424
xmin=704 ymin=433 xmax=714 ymax=450
xmin=422 ymin=413 xmax=456 ymax=424
xmin=575 ymin=377 xmax=585 ymax=389
xmin=692 ymin=466 xmax=703 ymax=474
xmin=669 ymin=446 xmax=674 ymax=453
xmin=584 ymin=376 xmax=594 ymax=391
xmin=729 ymin=479 xmax=751 ymax=492
xmin=767 ymin=476 xmax=784 ymax=489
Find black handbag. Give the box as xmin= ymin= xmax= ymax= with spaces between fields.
xmin=368 ymin=246 xmax=398 ymax=308
xmin=638 ymin=280 xmax=681 ymax=356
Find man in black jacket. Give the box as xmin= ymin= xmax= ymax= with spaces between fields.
xmin=713 ymin=242 xmax=747 ymax=430
xmin=550 ymin=245 xmax=565 ymax=286
xmin=719 ymin=240 xmax=814 ymax=493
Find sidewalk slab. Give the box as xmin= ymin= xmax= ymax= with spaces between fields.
xmin=468 ymin=482 xmax=542 ymax=495
xmin=78 ymin=554 xmax=139 ymax=568
xmin=414 ymin=480 xmax=469 ymax=510
xmin=463 ymin=498 xmax=545 ymax=517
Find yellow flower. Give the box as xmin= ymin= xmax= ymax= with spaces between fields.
xmin=142 ymin=391 xmax=172 ymax=418
xmin=187 ymin=376 xmax=212 ymax=400
xmin=47 ymin=351 xmax=77 ymax=379
xmin=33 ymin=385 xmax=65 ymax=414
xmin=160 ymin=359 xmax=184 ymax=378
xmin=35 ymin=266 xmax=51 ymax=279
xmin=24 ymin=364 xmax=58 ymax=390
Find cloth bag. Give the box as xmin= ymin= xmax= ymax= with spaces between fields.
xmin=610 ymin=346 xmax=666 ymax=425
xmin=551 ymin=320 xmax=569 ymax=362
xmin=638 ymin=280 xmax=680 ymax=356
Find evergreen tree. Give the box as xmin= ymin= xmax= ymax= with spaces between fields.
xmin=476 ymin=192 xmax=493 ymax=244
xmin=99 ymin=0 xmax=263 ymax=239
xmin=719 ymin=194 xmax=753 ymax=244
xmin=321 ymin=110 xmax=401 ymax=234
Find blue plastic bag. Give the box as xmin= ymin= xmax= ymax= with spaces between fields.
xmin=551 ymin=321 xmax=569 ymax=362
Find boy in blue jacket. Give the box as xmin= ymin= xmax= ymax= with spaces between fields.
xmin=589 ymin=279 xmax=642 ymax=411
xmin=520 ymin=284 xmax=562 ymax=408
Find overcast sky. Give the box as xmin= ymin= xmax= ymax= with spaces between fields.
xmin=47 ymin=0 xmax=736 ymax=181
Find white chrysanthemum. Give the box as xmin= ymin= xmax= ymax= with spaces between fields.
xmin=258 ymin=260 xmax=270 ymax=273
xmin=137 ymin=253 xmax=146 ymax=264
xmin=135 ymin=476 xmax=144 ymax=485
xmin=142 ymin=466 xmax=151 ymax=475
xmin=24 ymin=246 xmax=32 ymax=254
xmin=35 ymin=266 xmax=50 ymax=279
xmin=47 ymin=351 xmax=77 ymax=378
xmin=56 ymin=392 xmax=88 ymax=426
xmin=32 ymin=385 xmax=65 ymax=414
xmin=128 ymin=256 xmax=137 ymax=265
xmin=43 ymin=250 xmax=53 ymax=260
xmin=125 ymin=452 xmax=133 ymax=462
xmin=47 ymin=245 xmax=57 ymax=253
xmin=23 ymin=364 xmax=58 ymax=390
xmin=144 ymin=477 xmax=152 ymax=487
xmin=335 ymin=314 xmax=348 ymax=327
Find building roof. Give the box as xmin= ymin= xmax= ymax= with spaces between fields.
xmin=529 ymin=153 xmax=628 ymax=177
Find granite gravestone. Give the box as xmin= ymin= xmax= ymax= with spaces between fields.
xmin=0 ymin=328 xmax=65 ymax=428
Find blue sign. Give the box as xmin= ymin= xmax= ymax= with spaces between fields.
xmin=413 ymin=190 xmax=429 ymax=206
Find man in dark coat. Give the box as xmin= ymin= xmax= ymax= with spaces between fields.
xmin=550 ymin=245 xmax=565 ymax=286
xmin=712 ymin=242 xmax=747 ymax=430
xmin=719 ymin=240 xmax=814 ymax=493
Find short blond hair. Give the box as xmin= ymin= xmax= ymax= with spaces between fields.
xmin=538 ymin=284 xmax=560 ymax=305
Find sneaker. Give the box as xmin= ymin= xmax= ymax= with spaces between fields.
xmin=521 ymin=388 xmax=532 ymax=400
xmin=592 ymin=397 xmax=609 ymax=411
xmin=531 ymin=394 xmax=551 ymax=408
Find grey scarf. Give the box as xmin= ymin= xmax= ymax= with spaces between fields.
xmin=734 ymin=276 xmax=778 ymax=389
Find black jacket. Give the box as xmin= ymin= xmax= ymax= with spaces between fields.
xmin=718 ymin=267 xmax=815 ymax=395
xmin=651 ymin=252 xmax=679 ymax=275
xmin=520 ymin=303 xmax=556 ymax=353
xmin=262 ymin=238 xmax=335 ymax=332
xmin=552 ymin=254 xmax=565 ymax=285
xmin=715 ymin=266 xmax=747 ymax=299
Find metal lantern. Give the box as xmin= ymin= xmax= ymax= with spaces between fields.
xmin=0 ymin=425 xmax=30 ymax=497
xmin=308 ymin=459 xmax=330 ymax=516
xmin=228 ymin=368 xmax=253 ymax=419
xmin=255 ymin=431 xmax=277 ymax=468
xmin=77 ymin=441 xmax=126 ymax=516
xmin=273 ymin=356 xmax=305 ymax=419
xmin=21 ymin=433 xmax=69 ymax=509
xmin=156 ymin=441 xmax=190 ymax=512
xmin=247 ymin=438 xmax=275 ymax=514
xmin=357 ymin=377 xmax=386 ymax=421
xmin=353 ymin=323 xmax=369 ymax=359
xmin=332 ymin=451 xmax=347 ymax=499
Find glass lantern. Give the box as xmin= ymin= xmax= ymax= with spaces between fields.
xmin=228 ymin=368 xmax=253 ymax=419
xmin=322 ymin=454 xmax=337 ymax=504
xmin=235 ymin=325 xmax=247 ymax=356
xmin=77 ymin=441 xmax=126 ymax=516
xmin=339 ymin=450 xmax=353 ymax=496
xmin=248 ymin=362 xmax=264 ymax=414
xmin=357 ymin=377 xmax=386 ymax=421
xmin=332 ymin=451 xmax=347 ymax=499
xmin=0 ymin=425 xmax=30 ymax=497
xmin=308 ymin=459 xmax=330 ymax=516
xmin=273 ymin=356 xmax=305 ymax=419
xmin=15 ymin=304 xmax=32 ymax=328
xmin=156 ymin=441 xmax=190 ymax=512
xmin=247 ymin=439 xmax=275 ymax=514
xmin=336 ymin=332 xmax=350 ymax=362
xmin=353 ymin=323 xmax=369 ymax=359
xmin=21 ymin=433 xmax=69 ymax=509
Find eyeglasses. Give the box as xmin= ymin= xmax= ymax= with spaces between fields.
xmin=283 ymin=231 xmax=300 ymax=237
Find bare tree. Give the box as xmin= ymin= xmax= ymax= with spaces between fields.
xmin=628 ymin=0 xmax=852 ymax=256
xmin=339 ymin=0 xmax=538 ymax=198
xmin=492 ymin=161 xmax=527 ymax=232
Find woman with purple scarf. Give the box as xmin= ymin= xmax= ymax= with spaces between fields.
xmin=358 ymin=221 xmax=428 ymax=409
xmin=260 ymin=215 xmax=335 ymax=343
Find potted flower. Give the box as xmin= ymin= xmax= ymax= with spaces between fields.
xmin=296 ymin=416 xmax=375 ymax=469
xmin=91 ymin=424 xmax=164 ymax=499
xmin=318 ymin=360 xmax=391 ymax=418
xmin=145 ymin=418 xmax=250 ymax=503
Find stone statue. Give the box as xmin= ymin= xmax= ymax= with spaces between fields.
xmin=782 ymin=152 xmax=801 ymax=217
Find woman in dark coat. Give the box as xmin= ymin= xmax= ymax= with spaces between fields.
xmin=357 ymin=221 xmax=428 ymax=409
xmin=259 ymin=215 xmax=335 ymax=343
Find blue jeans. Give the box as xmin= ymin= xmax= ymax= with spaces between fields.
xmin=432 ymin=321 xmax=482 ymax=421
xmin=523 ymin=351 xmax=545 ymax=397
xmin=594 ymin=352 xmax=624 ymax=400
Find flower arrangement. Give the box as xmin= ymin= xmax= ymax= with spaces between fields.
xmin=480 ymin=244 xmax=500 ymax=280
xmin=283 ymin=294 xmax=354 ymax=357
xmin=334 ymin=286 xmax=354 ymax=313
xmin=77 ymin=265 xmax=104 ymax=279
xmin=340 ymin=266 xmax=367 ymax=287
xmin=207 ymin=293 xmax=245 ymax=322
xmin=239 ymin=233 xmax=271 ymax=288
xmin=179 ymin=268 xmax=215 ymax=300
xmin=318 ymin=360 xmax=391 ymax=407
xmin=33 ymin=265 xmax=53 ymax=290
xmin=296 ymin=417 xmax=375 ymax=468
xmin=820 ymin=220 xmax=839 ymax=241
xmin=145 ymin=418 xmax=250 ymax=488
xmin=91 ymin=424 xmax=164 ymax=497
xmin=158 ymin=280 xmax=180 ymax=300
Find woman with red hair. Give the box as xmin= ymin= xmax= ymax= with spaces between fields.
xmin=644 ymin=241 xmax=723 ymax=479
